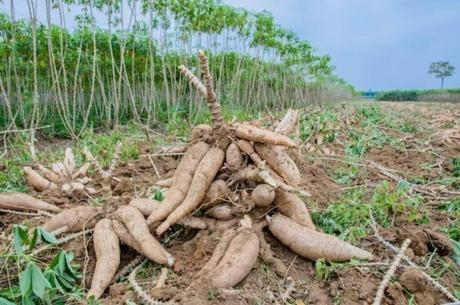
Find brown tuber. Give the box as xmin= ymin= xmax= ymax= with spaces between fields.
xmin=44 ymin=206 xmax=102 ymax=233
xmin=226 ymin=142 xmax=244 ymax=169
xmin=206 ymin=204 xmax=233 ymax=220
xmin=0 ymin=192 xmax=60 ymax=212
xmin=147 ymin=141 xmax=210 ymax=226
xmin=196 ymin=229 xmax=237 ymax=278
xmin=254 ymin=143 xmax=301 ymax=186
xmin=234 ymin=123 xmax=297 ymax=147
xmin=200 ymin=225 xmax=259 ymax=288
xmin=156 ymin=147 xmax=225 ymax=235
xmin=129 ymin=198 xmax=160 ymax=216
xmin=268 ymin=213 xmax=372 ymax=262
xmin=116 ymin=206 xmax=174 ymax=266
xmin=112 ymin=219 xmax=144 ymax=254
xmin=274 ymin=109 xmax=299 ymax=136
xmin=23 ymin=166 xmax=58 ymax=192
xmin=251 ymin=184 xmax=275 ymax=207
xmin=202 ymin=179 xmax=230 ymax=206
xmin=274 ymin=190 xmax=315 ymax=229
xmin=87 ymin=219 xmax=120 ymax=300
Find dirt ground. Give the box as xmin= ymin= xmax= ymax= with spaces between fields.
xmin=1 ymin=101 xmax=459 ymax=305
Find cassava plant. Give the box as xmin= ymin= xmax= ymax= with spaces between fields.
xmin=1 ymin=50 xmax=371 ymax=302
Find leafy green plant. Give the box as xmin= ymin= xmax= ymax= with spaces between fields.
xmin=1 ymin=226 xmax=82 ymax=305
xmin=12 ymin=225 xmax=58 ymax=255
xmin=451 ymin=158 xmax=460 ymax=177
xmin=313 ymin=182 xmax=425 ymax=242
xmin=0 ymin=0 xmax=352 ymax=139
xmin=439 ymin=197 xmax=460 ymax=215
xmin=334 ymin=166 xmax=359 ymax=186
xmin=344 ymin=127 xmax=400 ymax=156
xmin=356 ymin=105 xmax=383 ymax=125
xmin=299 ymin=109 xmax=338 ymax=142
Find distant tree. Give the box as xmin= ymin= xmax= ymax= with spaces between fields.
xmin=428 ymin=61 xmax=455 ymax=89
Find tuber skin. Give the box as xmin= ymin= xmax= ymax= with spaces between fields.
xmin=234 ymin=123 xmax=297 ymax=147
xmin=226 ymin=142 xmax=244 ymax=169
xmin=204 ymin=218 xmax=239 ymax=231
xmin=235 ymin=141 xmax=290 ymax=186
xmin=156 ymin=147 xmax=225 ymax=235
xmin=268 ymin=213 xmax=373 ymax=262
xmin=206 ymin=204 xmax=233 ymax=220
xmin=87 ymin=219 xmax=120 ymax=300
xmin=23 ymin=166 xmax=58 ymax=192
xmin=236 ymin=140 xmax=262 ymax=164
xmin=0 ymin=192 xmax=61 ymax=212
xmin=179 ymin=217 xmax=239 ymax=231
xmin=72 ymin=162 xmax=91 ymax=180
xmin=196 ymin=229 xmax=237 ymax=278
xmin=202 ymin=227 xmax=259 ymax=288
xmin=147 ymin=141 xmax=210 ymax=226
xmin=274 ymin=109 xmax=299 ymax=136
xmin=63 ymin=147 xmax=77 ymax=177
xmin=37 ymin=164 xmax=61 ymax=183
xmin=61 ymin=182 xmax=85 ymax=197
xmin=156 ymin=177 xmax=174 ymax=188
xmin=251 ymin=184 xmax=275 ymax=207
xmin=116 ymin=206 xmax=174 ymax=266
xmin=129 ymin=198 xmax=160 ymax=216
xmin=230 ymin=165 xmax=261 ymax=183
xmin=44 ymin=206 xmax=102 ymax=233
xmin=51 ymin=162 xmax=66 ymax=177
xmin=111 ymin=219 xmax=144 ymax=254
xmin=274 ymin=190 xmax=315 ymax=229
xmin=202 ymin=179 xmax=230 ymax=207
xmin=254 ymin=143 xmax=301 ymax=186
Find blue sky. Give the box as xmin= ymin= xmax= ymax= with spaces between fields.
xmin=1 ymin=1 xmax=459 ymax=91
xmin=225 ymin=0 xmax=460 ymax=91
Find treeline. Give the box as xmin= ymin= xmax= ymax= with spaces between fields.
xmin=0 ymin=0 xmax=356 ymax=138
xmin=375 ymin=89 xmax=460 ymax=103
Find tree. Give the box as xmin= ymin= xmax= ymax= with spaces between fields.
xmin=428 ymin=61 xmax=455 ymax=89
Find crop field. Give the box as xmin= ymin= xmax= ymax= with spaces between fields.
xmin=1 ymin=1 xmax=459 ymax=305
xmin=1 ymin=95 xmax=459 ymax=305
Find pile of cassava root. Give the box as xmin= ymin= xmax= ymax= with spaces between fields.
xmin=0 ymin=50 xmax=373 ymax=302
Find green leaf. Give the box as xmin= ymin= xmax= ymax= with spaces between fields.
xmin=21 ymin=294 xmax=35 ymax=305
xmin=30 ymin=265 xmax=51 ymax=298
xmin=0 ymin=297 xmax=16 ymax=305
xmin=47 ymin=252 xmax=61 ymax=270
xmin=453 ymin=288 xmax=460 ymax=300
xmin=58 ymin=252 xmax=67 ymax=274
xmin=38 ymin=228 xmax=58 ymax=244
xmin=64 ymin=252 xmax=79 ymax=278
xmin=19 ymin=263 xmax=33 ymax=296
xmin=12 ymin=225 xmax=29 ymax=255
xmin=451 ymin=238 xmax=460 ymax=265
xmin=48 ymin=273 xmax=65 ymax=294
xmin=29 ymin=229 xmax=40 ymax=249
xmin=56 ymin=276 xmax=73 ymax=290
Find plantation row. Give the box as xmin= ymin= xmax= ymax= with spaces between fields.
xmin=0 ymin=0 xmax=356 ymax=139
xmin=375 ymin=88 xmax=460 ymax=103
